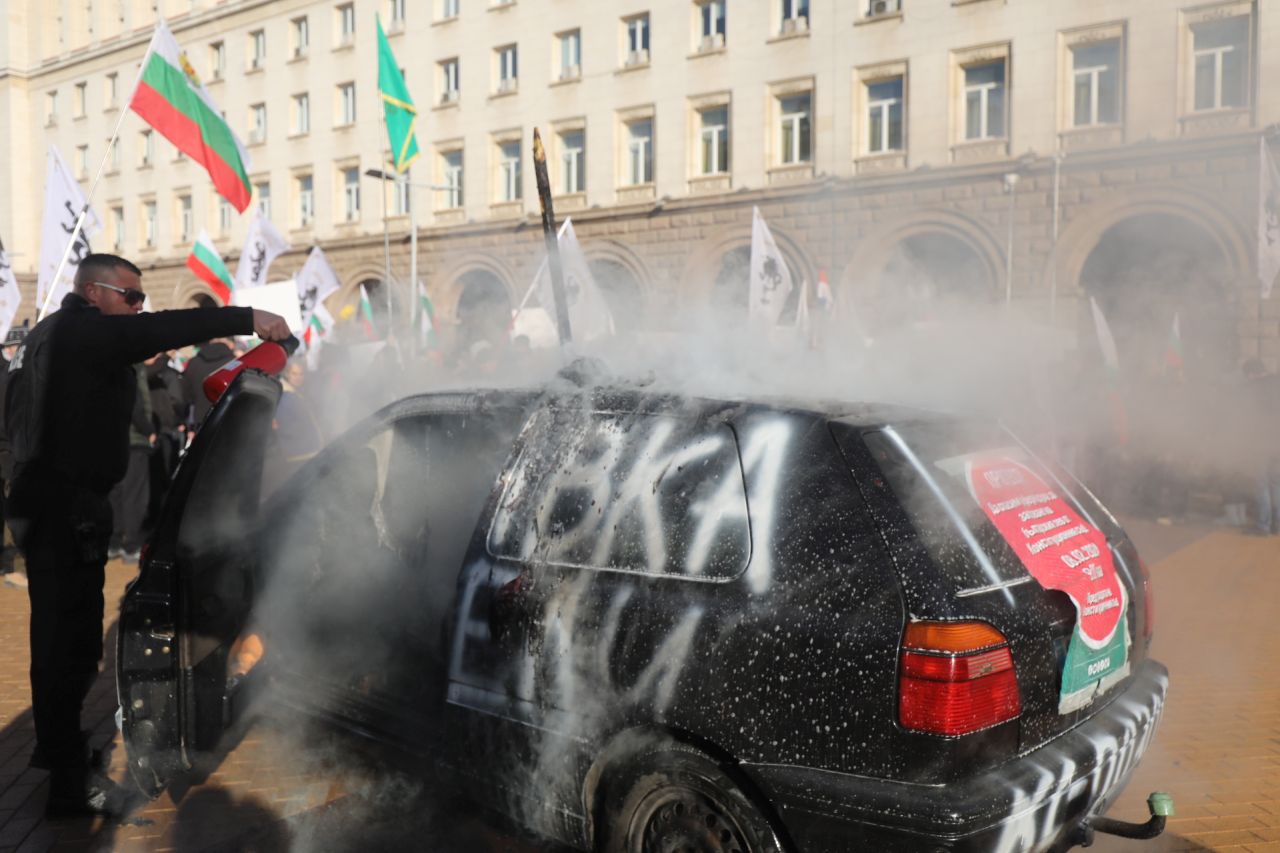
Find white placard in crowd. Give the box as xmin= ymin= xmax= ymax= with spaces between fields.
xmin=233 ymin=280 xmax=304 ymax=332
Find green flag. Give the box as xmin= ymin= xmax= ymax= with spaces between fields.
xmin=377 ymin=16 xmax=419 ymax=172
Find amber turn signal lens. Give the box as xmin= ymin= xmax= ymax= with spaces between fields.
xmin=903 ymin=620 xmax=1007 ymax=653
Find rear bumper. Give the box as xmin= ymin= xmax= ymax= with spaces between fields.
xmin=745 ymin=659 xmax=1168 ymax=853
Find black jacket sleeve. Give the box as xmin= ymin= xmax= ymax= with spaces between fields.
xmin=80 ymin=307 xmax=256 ymax=366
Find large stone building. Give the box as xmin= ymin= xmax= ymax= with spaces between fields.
xmin=1 ymin=0 xmax=1277 ymax=368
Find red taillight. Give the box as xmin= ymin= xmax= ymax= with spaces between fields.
xmin=898 ymin=621 xmax=1022 ymax=736
xmin=1138 ymin=556 xmax=1154 ymax=642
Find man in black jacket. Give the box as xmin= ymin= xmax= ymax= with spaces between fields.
xmin=4 ymin=253 xmax=289 ymax=818
xmin=182 ymin=335 xmax=236 ymax=425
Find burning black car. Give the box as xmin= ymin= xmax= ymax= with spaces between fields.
xmin=117 ymin=367 xmax=1169 ymax=852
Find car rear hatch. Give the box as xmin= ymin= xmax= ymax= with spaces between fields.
xmin=832 ymin=417 xmax=1153 ymax=754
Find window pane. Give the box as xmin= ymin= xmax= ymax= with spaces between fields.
xmin=988 ymin=82 xmax=1005 ymax=137
xmin=1194 ymin=53 xmax=1215 ymax=110
xmin=965 ymin=89 xmax=981 ymax=139
xmin=888 ymin=99 xmax=903 ymax=150
xmin=799 ymin=112 xmax=811 ymax=161
xmin=1222 ymin=46 xmax=1247 ymax=107
xmin=1073 ymin=72 xmax=1092 ymax=126
xmin=1097 ymin=64 xmax=1119 ymax=123
xmin=868 ymin=107 xmax=884 ymax=153
xmin=1194 ymin=16 xmax=1247 ymax=51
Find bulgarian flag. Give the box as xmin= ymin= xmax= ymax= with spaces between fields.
xmin=359 ymin=285 xmax=379 ymax=340
xmin=186 ymin=229 xmax=234 ymax=304
xmin=1164 ymin=312 xmax=1184 ymax=371
xmin=417 ymin=283 xmax=438 ymax=350
xmin=130 ymin=18 xmax=253 ymax=212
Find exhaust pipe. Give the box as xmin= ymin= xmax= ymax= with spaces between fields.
xmin=1072 ymin=792 xmax=1174 ymax=847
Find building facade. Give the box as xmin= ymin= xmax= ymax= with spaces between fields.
xmin=1 ymin=0 xmax=1277 ymax=369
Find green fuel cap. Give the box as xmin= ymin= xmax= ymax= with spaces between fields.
xmin=1148 ymin=792 xmax=1175 ymax=817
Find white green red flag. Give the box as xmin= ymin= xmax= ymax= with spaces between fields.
xmin=359 ymin=285 xmax=379 ymax=340
xmin=130 ymin=18 xmax=253 ymax=212
xmin=417 ymin=282 xmax=437 ymax=350
xmin=186 ymin=229 xmax=234 ymax=304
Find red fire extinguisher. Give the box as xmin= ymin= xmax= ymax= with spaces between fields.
xmin=202 ymin=335 xmax=301 ymax=404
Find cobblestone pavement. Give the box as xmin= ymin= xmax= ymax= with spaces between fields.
xmin=0 ymin=518 xmax=1275 ymax=852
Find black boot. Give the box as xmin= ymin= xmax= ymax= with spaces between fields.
xmin=45 ymin=766 xmax=125 ymax=819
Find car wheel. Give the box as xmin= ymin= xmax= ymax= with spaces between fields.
xmin=602 ymin=746 xmax=783 ymax=853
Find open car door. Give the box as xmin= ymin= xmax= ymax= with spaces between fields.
xmin=117 ymin=369 xmax=281 ymax=798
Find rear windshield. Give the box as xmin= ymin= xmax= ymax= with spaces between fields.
xmin=861 ymin=423 xmax=1114 ymax=594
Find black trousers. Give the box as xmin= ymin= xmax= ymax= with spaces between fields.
xmin=109 ymin=447 xmax=150 ymax=553
xmin=17 ymin=488 xmax=111 ymax=772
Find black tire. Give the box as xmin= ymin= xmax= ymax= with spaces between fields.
xmin=600 ymin=744 xmax=784 ymax=853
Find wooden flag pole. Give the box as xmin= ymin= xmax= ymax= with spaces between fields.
xmin=532 ymin=128 xmax=571 ymax=347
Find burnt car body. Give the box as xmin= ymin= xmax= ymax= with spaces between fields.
xmin=118 ymin=369 xmax=1167 ymax=852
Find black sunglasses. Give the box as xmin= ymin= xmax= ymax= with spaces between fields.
xmin=91 ymin=281 xmax=147 ymax=307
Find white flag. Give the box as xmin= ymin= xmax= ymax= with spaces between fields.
xmin=531 ymin=218 xmax=613 ymax=342
xmin=1089 ymin=296 xmax=1120 ymax=375
xmin=235 ymin=208 xmax=289 ymax=291
xmin=1258 ymin=138 xmax=1280 ymax=299
xmin=38 ymin=145 xmax=102 ymax=314
xmin=295 ymin=245 xmax=341 ymax=326
xmin=0 ymin=236 xmax=21 ymax=342
xmin=749 ymin=206 xmax=793 ymax=327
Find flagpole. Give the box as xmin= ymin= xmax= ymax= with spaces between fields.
xmin=532 ymin=129 xmax=571 ymax=348
xmin=381 ymin=131 xmax=392 ymax=332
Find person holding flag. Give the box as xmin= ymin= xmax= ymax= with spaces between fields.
xmin=4 ymin=253 xmax=290 ymax=818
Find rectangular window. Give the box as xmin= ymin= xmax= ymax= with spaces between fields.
xmin=625 ymin=15 xmax=650 ymax=65
xmin=626 ymin=119 xmax=654 ymax=184
xmin=75 ymin=144 xmax=89 ymax=178
xmin=497 ymin=45 xmax=518 ymax=91
xmin=499 ymin=141 xmax=522 ymax=202
xmin=781 ymin=0 xmax=809 ymax=33
xmin=442 ymin=150 xmax=464 ymax=208
xmin=699 ymin=106 xmax=729 ymax=174
xmin=294 ymin=93 xmax=311 ymax=134
xmin=219 ymin=198 xmax=233 ymax=234
xmin=298 ymin=174 xmax=315 ymax=226
xmin=249 ymin=30 xmax=266 ymax=69
xmin=559 ymin=30 xmax=581 ymax=80
xmin=105 ymin=72 xmax=118 ymax=108
xmin=778 ymin=93 xmax=812 ymax=164
xmin=250 ymin=103 xmax=267 ymax=144
xmin=143 ymin=200 xmax=157 ymax=247
xmin=140 ymin=129 xmax=154 ymax=167
xmin=1071 ymin=40 xmax=1121 ymax=127
xmin=440 ymin=59 xmax=460 ymax=103
xmin=178 ymin=194 xmax=193 ymax=242
xmin=699 ymin=0 xmax=726 ymax=49
xmin=441 ymin=0 xmax=459 ymax=19
xmin=1192 ymin=16 xmax=1249 ymax=111
xmin=45 ymin=91 xmax=57 ymax=125
xmin=339 ymin=82 xmax=357 ymax=125
xmin=343 ymin=166 xmax=360 ymax=220
xmin=74 ymin=82 xmax=87 ymax=117
xmin=337 ymin=3 xmax=356 ymax=45
xmin=111 ymin=206 xmax=124 ymax=251
xmin=867 ymin=77 xmax=904 ymax=153
xmin=210 ymin=42 xmax=225 ymax=79
xmin=560 ymin=130 xmax=585 ymax=194
xmin=389 ymin=0 xmax=406 ymax=26
xmin=964 ymin=61 xmax=1006 ymax=140
xmin=256 ymin=182 xmax=271 ymax=219
xmin=292 ymin=16 xmax=309 ymax=57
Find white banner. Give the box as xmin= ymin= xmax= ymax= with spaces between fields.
xmin=295 ymin=245 xmax=341 ymax=326
xmin=234 ymin=280 xmax=304 ymax=332
xmin=234 ymin=208 xmax=289 ymax=291
xmin=0 ymin=236 xmax=21 ymax=342
xmin=1259 ymin=138 xmax=1280 ymax=299
xmin=532 ymin=218 xmax=614 ymax=342
xmin=38 ymin=145 xmax=102 ymax=314
xmin=749 ymin=206 xmax=793 ymax=327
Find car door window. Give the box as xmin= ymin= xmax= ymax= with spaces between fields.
xmin=488 ymin=409 xmax=750 ymax=579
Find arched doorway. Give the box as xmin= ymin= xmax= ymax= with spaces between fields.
xmin=1079 ymin=214 xmax=1234 ymax=375
xmin=589 ymin=258 xmax=644 ymax=330
xmin=865 ymin=232 xmax=996 ymax=329
xmin=710 ymin=245 xmax=804 ymax=322
xmin=455 ymin=268 xmax=512 ymax=350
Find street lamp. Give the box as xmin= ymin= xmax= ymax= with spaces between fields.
xmin=1003 ymin=171 xmax=1019 ymax=306
xmin=363 ymin=168 xmax=457 ymax=342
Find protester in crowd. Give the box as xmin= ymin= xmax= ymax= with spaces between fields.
xmin=1242 ymin=358 xmax=1280 ymax=535
xmin=181 ymin=335 xmax=236 ymax=425
xmin=0 ymin=328 xmax=26 ymax=588
xmin=4 ymin=253 xmax=289 ymax=818
xmin=143 ymin=350 xmax=188 ymax=529
xmin=269 ymin=359 xmax=325 ymax=488
xmin=107 ymin=366 xmax=154 ymax=564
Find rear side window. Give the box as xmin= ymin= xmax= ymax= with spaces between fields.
xmin=488 ymin=409 xmax=750 ymax=579
xmin=862 ymin=423 xmax=1107 ymax=593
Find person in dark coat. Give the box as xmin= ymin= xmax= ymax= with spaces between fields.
xmin=107 ymin=366 xmax=153 ymax=562
xmin=0 ymin=329 xmax=26 ymax=587
xmin=181 ymin=336 xmax=236 ymax=426
xmin=3 ymin=253 xmax=290 ymax=818
xmin=143 ymin=351 xmax=188 ymax=530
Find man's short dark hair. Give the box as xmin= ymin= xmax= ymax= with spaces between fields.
xmin=74 ymin=253 xmax=142 ymax=288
